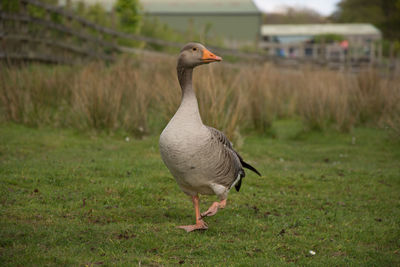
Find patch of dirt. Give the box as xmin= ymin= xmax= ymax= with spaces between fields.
xmin=278 ymin=229 xmax=286 ymax=236
xmin=332 ymin=251 xmax=347 ymax=257
xmin=115 ymin=231 xmax=136 ymax=240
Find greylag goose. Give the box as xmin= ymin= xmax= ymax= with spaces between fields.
xmin=159 ymin=43 xmax=261 ymax=232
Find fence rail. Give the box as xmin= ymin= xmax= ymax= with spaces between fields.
xmin=0 ymin=0 xmax=268 ymax=65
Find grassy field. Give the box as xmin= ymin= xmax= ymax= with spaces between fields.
xmin=1 ymin=122 xmax=399 ymax=266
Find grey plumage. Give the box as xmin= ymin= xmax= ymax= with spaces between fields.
xmin=159 ymin=42 xmax=260 ymax=204
xmin=206 ymin=126 xmax=261 ymax=191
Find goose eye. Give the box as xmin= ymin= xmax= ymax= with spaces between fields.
xmin=192 ymin=47 xmax=197 ymax=51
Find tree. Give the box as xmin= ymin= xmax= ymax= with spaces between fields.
xmin=263 ymin=6 xmax=326 ymax=24
xmin=331 ymin=0 xmax=400 ymax=40
xmin=85 ymin=3 xmax=110 ymax=27
xmin=114 ymin=0 xmax=141 ymax=34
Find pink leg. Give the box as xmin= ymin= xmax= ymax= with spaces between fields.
xmin=201 ymin=199 xmax=227 ymax=218
xmin=177 ymin=195 xmax=208 ymax=232
xmin=219 ymin=199 xmax=227 ymax=209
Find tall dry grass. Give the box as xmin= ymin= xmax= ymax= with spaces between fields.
xmin=1 ymin=55 xmax=399 ymax=139
xmin=0 ymin=65 xmax=73 ymax=127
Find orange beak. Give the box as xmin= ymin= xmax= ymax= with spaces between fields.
xmin=202 ymin=48 xmax=222 ymax=62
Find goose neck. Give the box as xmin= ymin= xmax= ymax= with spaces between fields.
xmin=177 ymin=66 xmax=193 ymax=95
xmin=176 ymin=65 xmax=202 ymax=123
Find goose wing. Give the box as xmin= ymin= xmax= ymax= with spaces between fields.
xmin=206 ymin=126 xmax=260 ymax=191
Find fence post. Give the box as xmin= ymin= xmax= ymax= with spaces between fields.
xmin=377 ymin=41 xmax=383 ymax=68
xmin=110 ymin=9 xmax=118 ymax=58
xmin=19 ymin=0 xmax=29 ymax=58
xmin=369 ymin=42 xmax=375 ymax=68
xmin=298 ymin=43 xmax=304 ymax=58
xmin=389 ymin=42 xmax=394 ymax=71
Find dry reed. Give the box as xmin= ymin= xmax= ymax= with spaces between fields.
xmin=1 ymin=55 xmax=399 ymax=139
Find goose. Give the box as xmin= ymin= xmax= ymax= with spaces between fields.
xmin=159 ymin=43 xmax=261 ymax=232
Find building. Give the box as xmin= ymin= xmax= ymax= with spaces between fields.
xmin=140 ymin=0 xmax=262 ymax=48
xmin=261 ymin=24 xmax=381 ymax=45
xmin=260 ymin=23 xmax=382 ymax=60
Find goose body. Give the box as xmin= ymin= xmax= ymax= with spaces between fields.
xmin=159 ymin=43 xmax=260 ymax=232
xmin=160 ymin=119 xmax=242 ymax=199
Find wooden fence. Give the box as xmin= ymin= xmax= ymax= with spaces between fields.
xmin=0 ymin=0 xmax=399 ymax=73
xmin=0 ymin=0 xmax=266 ymax=65
xmin=260 ymin=41 xmax=399 ymax=72
xmin=0 ymin=0 xmax=171 ymax=64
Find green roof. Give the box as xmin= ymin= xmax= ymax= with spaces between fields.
xmin=140 ymin=0 xmax=260 ymax=14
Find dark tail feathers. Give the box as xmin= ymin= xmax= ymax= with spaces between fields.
xmin=235 ymin=176 xmax=243 ymax=192
xmin=241 ymin=161 xmax=261 ymax=176
xmin=235 ymin=161 xmax=261 ymax=192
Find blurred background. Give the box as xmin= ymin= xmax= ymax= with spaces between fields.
xmin=0 ymin=0 xmax=399 ymax=139
xmin=1 ymin=2 xmax=400 ymax=265
xmin=2 ymin=0 xmax=400 ymax=67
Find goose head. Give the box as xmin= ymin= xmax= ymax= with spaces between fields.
xmin=178 ymin=43 xmax=222 ymax=69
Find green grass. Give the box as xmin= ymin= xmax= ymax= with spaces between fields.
xmin=1 ymin=122 xmax=399 ymax=266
